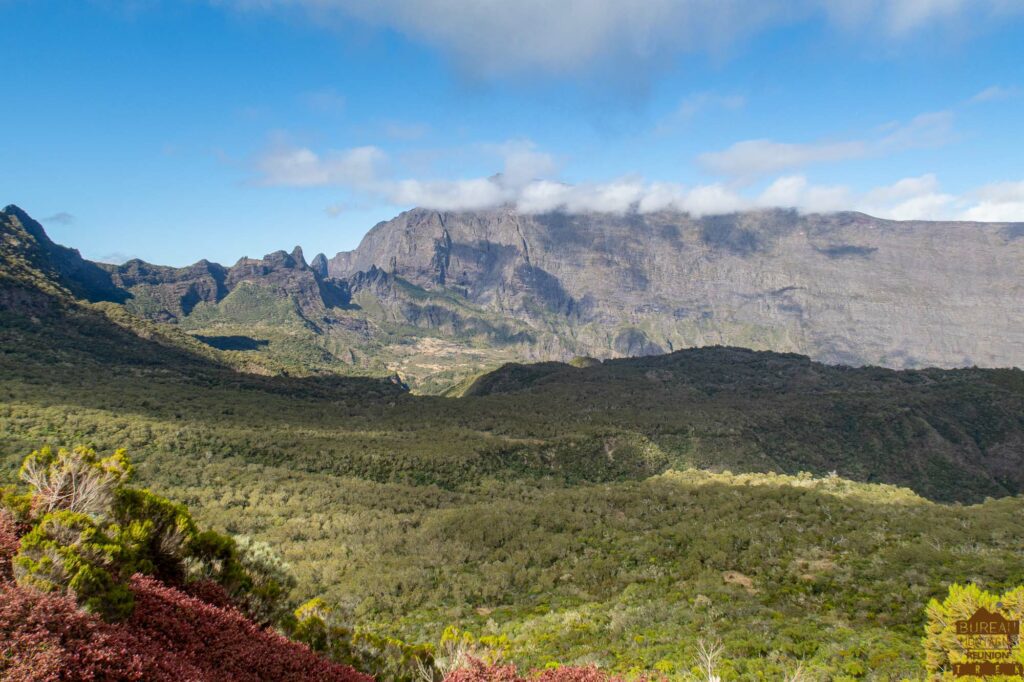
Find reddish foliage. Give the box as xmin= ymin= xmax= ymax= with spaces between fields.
xmin=0 ymin=510 xmax=20 ymax=581
xmin=127 ymin=574 xmax=373 ymax=681
xmin=182 ymin=577 xmax=235 ymax=608
xmin=0 ymin=574 xmax=372 ymax=682
xmin=445 ymin=660 xmax=633 ymax=682
xmin=446 ymin=661 xmax=523 ymax=682
xmin=0 ymin=581 xmax=149 ymax=681
xmin=533 ymin=667 xmax=628 ymax=682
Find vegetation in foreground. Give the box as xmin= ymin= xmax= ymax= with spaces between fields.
xmin=5 ymin=444 xmax=1023 ymax=680
xmin=0 ymin=446 xmax=668 ymax=681
xmin=0 ymin=445 xmax=370 ymax=681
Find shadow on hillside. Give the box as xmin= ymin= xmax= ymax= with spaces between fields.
xmin=193 ymin=334 xmax=270 ymax=351
xmin=2 ymin=298 xmax=1023 ymax=505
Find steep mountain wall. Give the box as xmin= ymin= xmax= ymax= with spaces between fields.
xmin=329 ymin=208 xmax=1024 ymax=368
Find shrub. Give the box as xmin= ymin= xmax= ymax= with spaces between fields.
xmin=127 ymin=574 xmax=373 ymax=681
xmin=19 ymin=445 xmax=131 ymax=518
xmin=292 ymin=596 xmax=435 ymax=681
xmin=186 ymin=529 xmax=252 ymax=598
xmin=12 ymin=509 xmax=134 ymax=620
xmin=348 ymin=630 xmax=436 ymax=682
xmin=0 ymin=484 xmax=33 ymax=523
xmin=436 ymin=626 xmax=509 ymax=676
xmin=292 ymin=597 xmax=336 ymax=651
xmin=2 ymin=445 xmax=368 ymax=677
xmin=233 ymin=534 xmax=298 ymax=627
xmin=444 ymin=660 xmax=635 ymax=682
xmin=445 ymin=660 xmax=521 ymax=682
xmin=113 ymin=486 xmax=197 ymax=583
xmin=9 ymin=446 xmax=296 ymax=627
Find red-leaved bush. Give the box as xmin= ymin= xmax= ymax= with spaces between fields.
xmin=0 ymin=581 xmax=148 ymax=682
xmin=532 ymin=667 xmax=629 ymax=682
xmin=129 ymin=574 xmax=372 ymax=681
xmin=0 ymin=510 xmax=20 ymax=581
xmin=445 ymin=660 xmax=636 ymax=682
xmin=182 ymin=576 xmax=236 ymax=609
xmin=0 ymin=572 xmax=372 ymax=681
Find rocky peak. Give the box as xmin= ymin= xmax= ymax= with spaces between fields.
xmin=347 ymin=264 xmax=394 ymax=294
xmin=310 ymin=253 xmax=329 ymax=278
xmin=1 ymin=204 xmax=127 ymax=304
xmin=3 ymin=204 xmax=49 ymax=243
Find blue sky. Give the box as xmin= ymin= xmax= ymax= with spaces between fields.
xmin=1 ymin=0 xmax=1022 ymax=266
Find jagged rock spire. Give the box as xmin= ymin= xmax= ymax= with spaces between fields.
xmin=310 ymin=253 xmax=329 ymax=278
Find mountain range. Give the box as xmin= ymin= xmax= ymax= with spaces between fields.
xmin=4 ymin=200 xmax=1024 ymax=678
xmin=3 ymin=204 xmax=1023 ymax=391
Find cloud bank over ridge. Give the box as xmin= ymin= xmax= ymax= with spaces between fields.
xmin=255 ymin=139 xmax=1023 ymax=222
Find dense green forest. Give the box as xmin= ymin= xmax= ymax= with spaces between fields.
xmin=3 ymin=210 xmax=1024 ymax=679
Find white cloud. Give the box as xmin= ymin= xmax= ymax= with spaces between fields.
xmin=961 ymin=181 xmax=1024 ymax=222
xmin=758 ymin=176 xmax=852 ymax=213
xmin=699 ymin=110 xmax=955 ymax=178
xmin=962 ymin=201 xmax=1024 ymax=222
xmin=821 ymin=0 xmax=1020 ymax=35
xmin=256 ymin=143 xmax=387 ymax=187
xmin=490 ymin=140 xmax=559 ymax=188
xmin=219 ymin=1 xmax=1023 ymax=79
xmin=388 ymin=178 xmax=511 ymax=211
xmin=880 ymin=192 xmax=958 ymax=220
xmin=223 ymin=0 xmax=789 ymax=78
xmin=860 ymin=173 xmax=941 ymax=207
xmin=699 ymin=139 xmax=867 ymax=178
xmin=679 ymin=184 xmax=749 ymax=216
xmin=969 ymin=85 xmax=1021 ymax=103
xmin=756 ymin=173 xmax=1014 ymax=222
xmin=876 ymin=110 xmax=955 ymax=151
xmin=517 ymin=179 xmax=645 ymax=214
xmin=516 ymin=179 xmax=750 ymax=216
xmin=253 ymin=138 xmax=1023 ymax=222
xmin=975 ymin=180 xmax=1024 ymax=204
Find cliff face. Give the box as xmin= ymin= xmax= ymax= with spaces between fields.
xmin=328 ymin=207 xmax=1024 ymax=368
